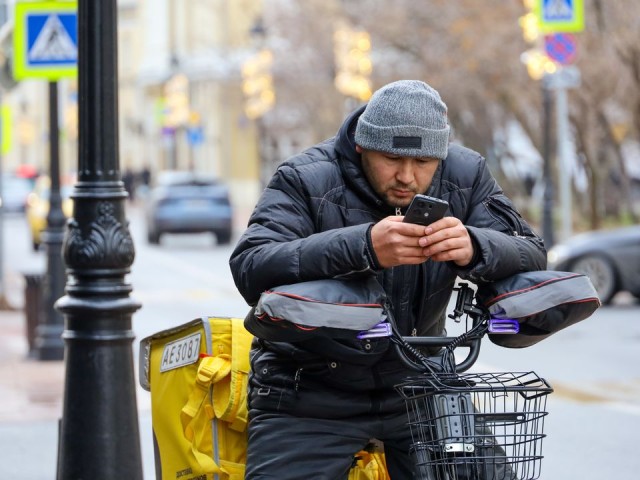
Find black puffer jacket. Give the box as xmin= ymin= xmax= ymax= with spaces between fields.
xmin=230 ymin=106 xmax=546 ymax=389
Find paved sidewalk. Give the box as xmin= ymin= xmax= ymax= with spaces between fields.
xmin=0 ymin=305 xmax=155 ymax=479
xmin=0 ymin=308 xmax=64 ymax=423
xmin=0 ymin=306 xmax=64 ymax=479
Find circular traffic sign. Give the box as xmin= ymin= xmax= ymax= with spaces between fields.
xmin=544 ymin=33 xmax=577 ymax=65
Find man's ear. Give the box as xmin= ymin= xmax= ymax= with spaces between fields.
xmin=355 ymin=145 xmax=363 ymax=153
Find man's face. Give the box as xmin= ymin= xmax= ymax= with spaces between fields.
xmin=358 ymin=146 xmax=440 ymax=208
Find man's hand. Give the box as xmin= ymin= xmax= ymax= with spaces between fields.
xmin=418 ymin=217 xmax=475 ymax=267
xmin=370 ymin=216 xmax=475 ymax=268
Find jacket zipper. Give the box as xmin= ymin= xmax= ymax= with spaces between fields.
xmin=487 ymin=198 xmax=523 ymax=236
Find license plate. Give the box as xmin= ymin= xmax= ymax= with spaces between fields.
xmin=160 ymin=332 xmax=202 ymax=372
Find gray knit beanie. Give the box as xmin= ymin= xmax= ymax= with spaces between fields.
xmin=355 ymin=80 xmax=450 ymax=159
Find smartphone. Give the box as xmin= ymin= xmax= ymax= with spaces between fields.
xmin=402 ymin=194 xmax=449 ymax=226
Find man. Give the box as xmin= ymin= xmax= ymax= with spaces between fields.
xmin=229 ymin=80 xmax=546 ymax=479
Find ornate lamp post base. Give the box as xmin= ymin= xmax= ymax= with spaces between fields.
xmin=56 ymin=1 xmax=143 ymax=478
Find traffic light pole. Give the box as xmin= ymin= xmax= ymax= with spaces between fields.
xmin=541 ymin=80 xmax=555 ymax=249
xmin=56 ymin=1 xmax=143 ymax=478
xmin=541 ymin=66 xmax=581 ymax=247
xmin=555 ymin=86 xmax=573 ymax=241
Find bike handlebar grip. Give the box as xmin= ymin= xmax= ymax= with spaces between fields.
xmin=357 ymin=322 xmax=392 ymax=339
xmin=487 ymin=318 xmax=520 ymax=334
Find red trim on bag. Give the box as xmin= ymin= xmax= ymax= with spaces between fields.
xmin=257 ymin=312 xmax=285 ymax=322
xmin=486 ymin=273 xmax=582 ymax=305
xmin=292 ymin=324 xmax=319 ymax=331
xmin=256 ymin=312 xmax=319 ymax=332
xmin=500 ymin=297 xmax=601 ymax=318
xmin=575 ymin=297 xmax=601 ymax=305
xmin=264 ymin=290 xmax=382 ymax=308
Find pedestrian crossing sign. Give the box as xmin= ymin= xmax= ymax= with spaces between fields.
xmin=13 ymin=1 xmax=78 ymax=80
xmin=534 ymin=0 xmax=585 ymax=33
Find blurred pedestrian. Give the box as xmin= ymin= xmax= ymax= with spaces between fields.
xmin=122 ymin=168 xmax=136 ymax=201
xmin=140 ymin=165 xmax=151 ymax=188
xmin=136 ymin=165 xmax=152 ymax=199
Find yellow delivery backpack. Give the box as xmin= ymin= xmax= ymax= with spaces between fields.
xmin=139 ymin=316 xmax=389 ymax=480
xmin=140 ymin=317 xmax=252 ymax=480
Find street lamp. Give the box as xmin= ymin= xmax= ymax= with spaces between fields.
xmin=33 ymin=81 xmax=66 ymax=361
xmin=56 ymin=1 xmax=143 ymax=478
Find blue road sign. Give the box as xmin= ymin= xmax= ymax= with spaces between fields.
xmin=544 ymin=33 xmax=577 ymax=65
xmin=542 ymin=0 xmax=574 ymax=22
xmin=14 ymin=1 xmax=78 ymax=80
xmin=536 ymin=0 xmax=584 ymax=33
xmin=27 ymin=13 xmax=77 ymax=66
xmin=187 ymin=127 xmax=204 ymax=146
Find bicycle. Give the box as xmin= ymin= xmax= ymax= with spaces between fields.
xmin=245 ymin=269 xmax=598 ymax=478
xmin=387 ymin=282 xmax=553 ymax=480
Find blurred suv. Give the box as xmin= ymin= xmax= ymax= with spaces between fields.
xmin=0 ymin=174 xmax=33 ymax=213
xmin=145 ymin=172 xmax=233 ymax=246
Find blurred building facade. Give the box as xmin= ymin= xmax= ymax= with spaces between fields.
xmin=1 ymin=0 xmax=265 ymax=216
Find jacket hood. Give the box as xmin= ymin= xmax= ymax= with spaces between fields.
xmin=334 ymin=105 xmax=389 ymax=211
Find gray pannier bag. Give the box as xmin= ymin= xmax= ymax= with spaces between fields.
xmin=244 ymin=276 xmax=388 ymax=342
xmin=476 ymin=270 xmax=601 ymax=348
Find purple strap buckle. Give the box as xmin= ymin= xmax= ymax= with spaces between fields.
xmin=357 ymin=322 xmax=392 ymax=339
xmin=488 ymin=318 xmax=520 ymax=334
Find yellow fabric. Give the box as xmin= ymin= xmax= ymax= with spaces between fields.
xmin=211 ymin=319 xmax=253 ymax=431
xmin=348 ymin=451 xmax=391 ymax=480
xmin=148 ymin=317 xmax=250 ymax=480
xmin=146 ymin=316 xmax=389 ymax=480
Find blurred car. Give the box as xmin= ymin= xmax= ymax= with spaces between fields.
xmin=145 ymin=172 xmax=233 ymax=245
xmin=26 ymin=175 xmax=74 ymax=251
xmin=547 ymin=225 xmax=640 ymax=304
xmin=0 ymin=174 xmax=34 ymax=213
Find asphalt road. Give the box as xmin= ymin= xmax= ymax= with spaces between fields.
xmin=0 ymin=203 xmax=638 ymax=479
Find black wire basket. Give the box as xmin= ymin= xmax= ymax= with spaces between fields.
xmin=396 ymin=371 xmax=553 ymax=480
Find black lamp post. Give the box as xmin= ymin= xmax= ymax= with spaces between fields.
xmin=56 ymin=1 xmax=143 ymax=478
xmin=33 ymin=81 xmax=65 ymax=361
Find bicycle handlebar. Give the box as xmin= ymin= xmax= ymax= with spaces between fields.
xmin=392 ymin=282 xmax=497 ymax=373
xmin=401 ymin=334 xmax=483 ymax=372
